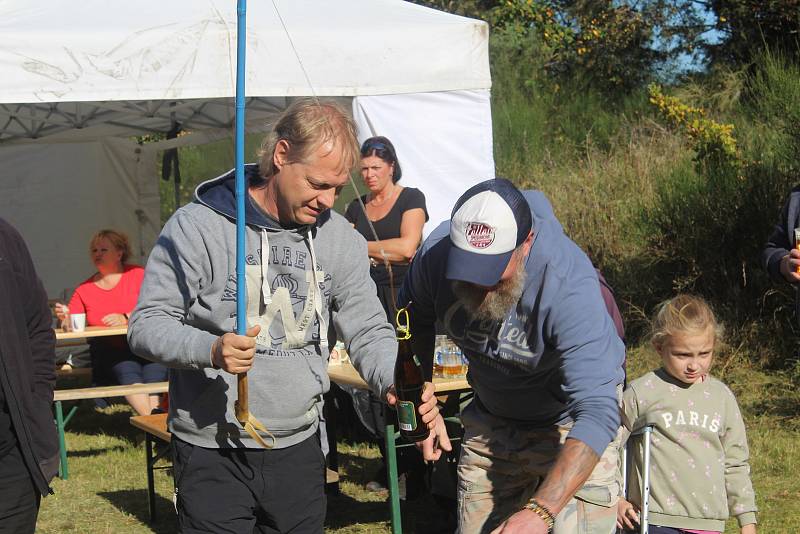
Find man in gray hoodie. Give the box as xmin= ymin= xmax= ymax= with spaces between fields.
xmin=128 ymin=99 xmax=440 ymax=533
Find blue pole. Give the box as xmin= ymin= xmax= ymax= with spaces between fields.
xmin=235 ymin=0 xmax=247 ymax=336
xmin=232 ymin=0 xmax=270 ymax=447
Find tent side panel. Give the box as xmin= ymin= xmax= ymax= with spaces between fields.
xmin=352 ymin=90 xmax=495 ymax=237
xmin=0 ymin=139 xmax=157 ymax=298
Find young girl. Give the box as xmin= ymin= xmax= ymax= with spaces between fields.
xmin=617 ymin=295 xmax=757 ymax=534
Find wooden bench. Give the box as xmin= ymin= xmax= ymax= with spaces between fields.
xmin=129 ymin=414 xmax=172 ymax=522
xmin=54 ymin=381 xmax=168 ymax=479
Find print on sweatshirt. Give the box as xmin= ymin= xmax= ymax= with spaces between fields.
xmin=659 ymin=408 xmax=720 ymax=432
xmin=219 ymin=245 xmax=333 ymax=351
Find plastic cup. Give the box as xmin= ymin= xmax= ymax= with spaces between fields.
xmin=433 ymin=350 xmax=444 ymax=378
xmin=442 ymin=349 xmax=464 ymax=377
xmin=70 ymin=313 xmax=86 ymax=332
xmin=795 ymin=228 xmax=800 ymax=273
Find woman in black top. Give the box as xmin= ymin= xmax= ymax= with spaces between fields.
xmin=345 ymin=136 xmax=428 ymax=321
xmin=343 ymin=136 xmax=428 ymax=495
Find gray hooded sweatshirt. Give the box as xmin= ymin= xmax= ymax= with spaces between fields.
xmin=129 ymin=165 xmax=396 ymax=449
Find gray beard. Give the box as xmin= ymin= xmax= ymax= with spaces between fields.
xmin=451 ymin=266 xmax=527 ymax=323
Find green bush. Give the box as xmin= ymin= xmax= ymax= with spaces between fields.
xmin=489 ymin=39 xmax=800 ymax=365
xmin=639 ymin=58 xmax=800 ymax=365
xmin=746 ymin=51 xmax=800 ymax=171
xmin=491 ymin=29 xmax=652 ymax=168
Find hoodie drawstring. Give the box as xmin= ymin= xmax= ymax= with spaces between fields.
xmin=307 ymin=229 xmax=328 ymax=349
xmin=255 ymin=228 xmax=327 ymax=350
xmin=260 ymin=229 xmax=272 ymax=306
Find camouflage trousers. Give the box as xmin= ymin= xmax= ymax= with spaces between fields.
xmin=456 ymin=402 xmax=621 ymax=534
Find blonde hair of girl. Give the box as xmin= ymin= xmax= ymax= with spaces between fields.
xmin=650 ymin=294 xmax=722 ymax=352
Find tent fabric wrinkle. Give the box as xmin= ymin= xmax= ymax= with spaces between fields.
xmin=0 ymin=97 xmax=290 ymax=143
xmin=0 ymin=0 xmax=490 ymax=106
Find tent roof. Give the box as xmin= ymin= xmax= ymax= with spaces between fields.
xmin=0 ymin=0 xmax=490 ymax=141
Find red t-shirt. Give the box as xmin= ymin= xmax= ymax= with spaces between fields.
xmin=68 ymin=265 xmax=144 ymax=327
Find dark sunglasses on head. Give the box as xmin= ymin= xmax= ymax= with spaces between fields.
xmin=360 ymin=141 xmax=389 ymax=156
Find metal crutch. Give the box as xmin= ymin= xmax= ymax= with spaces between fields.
xmin=620 ymin=424 xmax=655 ymax=534
xmin=633 ymin=424 xmax=655 ymax=534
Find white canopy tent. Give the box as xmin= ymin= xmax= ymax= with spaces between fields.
xmin=0 ymin=0 xmax=494 ymax=297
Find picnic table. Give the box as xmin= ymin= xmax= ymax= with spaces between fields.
xmin=52 ymin=324 xmax=164 ymax=479
xmin=129 ymin=413 xmax=172 ymax=521
xmin=54 ymin=325 xmax=128 ymax=375
xmin=327 ymin=359 xmax=469 ymax=393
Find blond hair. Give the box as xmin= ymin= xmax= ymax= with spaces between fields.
xmin=650 ymin=294 xmax=721 ymax=350
xmin=89 ymin=229 xmax=130 ymax=263
xmin=257 ymin=98 xmax=359 ymax=178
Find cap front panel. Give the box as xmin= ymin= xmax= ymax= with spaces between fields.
xmin=450 ymin=191 xmax=518 ymax=255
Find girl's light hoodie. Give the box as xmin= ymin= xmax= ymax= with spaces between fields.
xmin=621 ymin=369 xmax=757 ymax=531
xmin=129 ymin=165 xmax=396 ymax=449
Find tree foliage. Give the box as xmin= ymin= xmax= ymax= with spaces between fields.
xmin=487 ymin=1 xmax=662 ymax=91
xmin=708 ymin=0 xmax=800 ymax=65
xmin=411 ymin=1 xmax=708 ymax=91
xmin=411 ymin=0 xmax=800 ymax=80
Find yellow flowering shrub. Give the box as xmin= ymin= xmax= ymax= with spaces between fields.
xmin=648 ymin=84 xmax=739 ymax=172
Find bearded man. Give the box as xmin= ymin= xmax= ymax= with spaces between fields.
xmin=399 ymin=178 xmax=625 ymax=534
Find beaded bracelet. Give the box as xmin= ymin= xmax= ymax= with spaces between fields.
xmin=523 ymin=498 xmax=555 ymax=532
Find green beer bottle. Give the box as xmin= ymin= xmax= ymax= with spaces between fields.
xmin=394 ymin=324 xmax=430 ymax=442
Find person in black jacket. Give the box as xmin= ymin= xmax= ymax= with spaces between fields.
xmin=763 ymin=186 xmax=800 ymax=322
xmin=0 ymin=217 xmax=59 ymax=533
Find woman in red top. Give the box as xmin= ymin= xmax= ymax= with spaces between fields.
xmin=54 ymin=230 xmax=166 ymax=415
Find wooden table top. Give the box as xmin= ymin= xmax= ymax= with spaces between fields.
xmin=327 ymin=361 xmax=470 ymax=393
xmin=55 ymin=325 xmax=128 ymax=341
xmin=130 ymin=413 xmax=170 ymax=442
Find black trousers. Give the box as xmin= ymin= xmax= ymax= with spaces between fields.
xmin=0 ymin=443 xmax=40 ymax=534
xmin=172 ymin=435 xmax=326 ymax=534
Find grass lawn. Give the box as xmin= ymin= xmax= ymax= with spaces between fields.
xmin=38 ymin=356 xmax=800 ymax=533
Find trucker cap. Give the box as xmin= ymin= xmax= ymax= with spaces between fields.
xmin=446 ymin=178 xmax=532 ymax=286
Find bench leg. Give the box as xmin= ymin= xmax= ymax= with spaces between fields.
xmin=385 ymin=423 xmax=402 ymax=534
xmin=54 ymin=401 xmax=68 ymax=480
xmin=146 ymin=433 xmax=156 ymax=522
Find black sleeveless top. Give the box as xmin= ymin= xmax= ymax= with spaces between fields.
xmin=345 ymin=187 xmax=428 ymax=286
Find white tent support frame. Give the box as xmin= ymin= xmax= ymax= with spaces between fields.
xmin=0 ymin=97 xmax=290 ymax=141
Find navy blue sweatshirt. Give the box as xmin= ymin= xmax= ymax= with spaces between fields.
xmin=399 ymin=191 xmax=625 ymax=456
